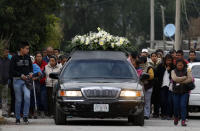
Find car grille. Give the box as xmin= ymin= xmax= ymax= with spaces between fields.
xmin=82 ymin=87 xmax=120 ymax=99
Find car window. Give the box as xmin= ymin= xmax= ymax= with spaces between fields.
xmin=61 ymin=59 xmax=137 ymax=80
xmin=192 ymin=65 xmax=200 ymax=79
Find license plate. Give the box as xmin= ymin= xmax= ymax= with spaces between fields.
xmin=93 ymin=104 xmax=109 ymax=112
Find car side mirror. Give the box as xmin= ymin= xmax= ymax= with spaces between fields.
xmin=49 ymin=72 xmax=59 ymax=79
xmin=140 ymin=73 xmax=150 ymax=81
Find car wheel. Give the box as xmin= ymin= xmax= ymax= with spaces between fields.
xmin=55 ymin=103 xmax=67 ymax=125
xmin=128 ymin=110 xmax=144 ymax=126
xmin=134 ymin=110 xmax=144 ymax=126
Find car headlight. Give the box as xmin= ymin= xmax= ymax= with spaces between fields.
xmin=59 ymin=90 xmax=82 ymax=97
xmin=120 ymin=90 xmax=141 ymax=97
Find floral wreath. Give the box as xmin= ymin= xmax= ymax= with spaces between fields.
xmin=70 ymin=27 xmax=135 ymax=52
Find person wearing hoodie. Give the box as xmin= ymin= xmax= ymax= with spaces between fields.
xmin=148 ymin=52 xmax=161 ymax=118
xmin=34 ymin=52 xmax=48 ymax=117
xmin=45 ymin=55 xmax=62 ymax=116
xmin=0 ymin=48 xmax=11 ymax=117
xmin=171 ymin=59 xmax=193 ymax=126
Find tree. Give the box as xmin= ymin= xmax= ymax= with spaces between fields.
xmin=0 ymin=0 xmax=62 ymax=53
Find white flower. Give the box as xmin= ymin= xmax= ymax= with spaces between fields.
xmin=116 ymin=42 xmax=121 ymax=46
xmin=85 ymin=38 xmax=90 ymax=45
xmin=80 ymin=36 xmax=85 ymax=44
xmin=99 ymin=38 xmax=105 ymax=46
xmin=97 ymin=27 xmax=101 ymax=31
xmin=94 ymin=39 xmax=98 ymax=43
xmin=71 ymin=27 xmax=130 ymax=50
xmin=111 ymin=43 xmax=115 ymax=48
xmin=119 ymin=37 xmax=125 ymax=45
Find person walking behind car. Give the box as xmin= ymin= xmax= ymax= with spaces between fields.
xmin=176 ymin=50 xmax=189 ymax=64
xmin=10 ymin=42 xmax=33 ymax=124
xmin=188 ymin=50 xmax=199 ymax=63
xmin=171 ymin=59 xmax=193 ymax=126
xmin=45 ymin=56 xmax=62 ymax=117
xmin=43 ymin=47 xmax=54 ymax=63
xmin=139 ymin=56 xmax=154 ymax=119
xmin=148 ymin=52 xmax=161 ymax=118
xmin=59 ymin=55 xmax=69 ymax=66
xmin=169 ymin=49 xmax=177 ymax=65
xmin=29 ymin=61 xmax=42 ymax=119
xmin=0 ymin=48 xmax=11 ymax=117
xmin=34 ymin=52 xmax=48 ymax=118
xmin=157 ymin=54 xmax=175 ymax=120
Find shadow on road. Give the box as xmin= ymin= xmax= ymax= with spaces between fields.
xmin=66 ymin=119 xmax=132 ymax=126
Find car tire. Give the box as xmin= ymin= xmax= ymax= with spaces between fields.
xmin=55 ymin=103 xmax=67 ymax=125
xmin=128 ymin=110 xmax=144 ymax=126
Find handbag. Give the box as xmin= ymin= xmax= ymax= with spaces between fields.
xmin=185 ymin=82 xmax=195 ymax=91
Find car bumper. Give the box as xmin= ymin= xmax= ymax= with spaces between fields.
xmin=189 ymin=94 xmax=200 ymax=106
xmin=56 ymin=98 xmax=144 ymax=118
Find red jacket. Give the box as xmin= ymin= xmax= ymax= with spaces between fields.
xmin=34 ymin=60 xmax=47 ymax=85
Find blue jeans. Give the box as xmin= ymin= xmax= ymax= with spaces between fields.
xmin=173 ymin=93 xmax=189 ymax=121
xmin=40 ymin=85 xmax=48 ymax=112
xmin=144 ymin=88 xmax=153 ymax=117
xmin=13 ymin=79 xmax=30 ymax=119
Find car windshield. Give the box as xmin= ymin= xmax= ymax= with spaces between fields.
xmin=61 ymin=59 xmax=137 ymax=80
xmin=192 ymin=65 xmax=200 ymax=79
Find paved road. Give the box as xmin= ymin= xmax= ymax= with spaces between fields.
xmin=1 ymin=115 xmax=200 ymax=131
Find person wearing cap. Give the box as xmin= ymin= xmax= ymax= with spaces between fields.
xmin=141 ymin=49 xmax=149 ymax=57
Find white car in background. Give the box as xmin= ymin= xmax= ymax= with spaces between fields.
xmin=188 ymin=62 xmax=200 ymax=112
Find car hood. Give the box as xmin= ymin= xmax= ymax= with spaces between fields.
xmin=191 ymin=78 xmax=200 ymax=94
xmin=60 ymin=82 xmax=142 ymax=91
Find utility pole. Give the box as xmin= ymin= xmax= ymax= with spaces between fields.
xmin=150 ymin=0 xmax=155 ymax=49
xmin=160 ymin=5 xmax=166 ymax=41
xmin=175 ymin=0 xmax=181 ymax=50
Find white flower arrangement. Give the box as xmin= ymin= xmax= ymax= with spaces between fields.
xmin=70 ymin=27 xmax=134 ymax=51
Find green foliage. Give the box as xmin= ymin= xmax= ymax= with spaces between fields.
xmin=0 ymin=0 xmax=62 ymax=53
xmin=61 ymin=0 xmax=200 ymax=52
xmin=61 ymin=0 xmax=150 ymax=52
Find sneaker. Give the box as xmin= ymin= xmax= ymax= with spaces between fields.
xmin=167 ymin=116 xmax=172 ymax=120
xmin=40 ymin=112 xmax=45 ymax=118
xmin=181 ymin=120 xmax=187 ymax=126
xmin=33 ymin=112 xmax=38 ymax=119
xmin=16 ymin=119 xmax=20 ymax=125
xmin=34 ymin=115 xmax=37 ymax=119
xmin=23 ymin=117 xmax=29 ymax=124
xmin=144 ymin=116 xmax=149 ymax=120
xmin=161 ymin=116 xmax=167 ymax=120
xmin=153 ymin=114 xmax=159 ymax=118
xmin=10 ymin=112 xmax=15 ymax=118
xmin=174 ymin=118 xmax=179 ymax=125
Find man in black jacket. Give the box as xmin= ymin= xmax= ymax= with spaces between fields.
xmin=0 ymin=48 xmax=10 ymax=117
xmin=10 ymin=42 xmax=33 ymax=125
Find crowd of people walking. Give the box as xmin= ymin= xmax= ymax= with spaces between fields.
xmin=0 ymin=41 xmax=197 ymax=126
xmin=128 ymin=48 xmax=197 ymax=126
